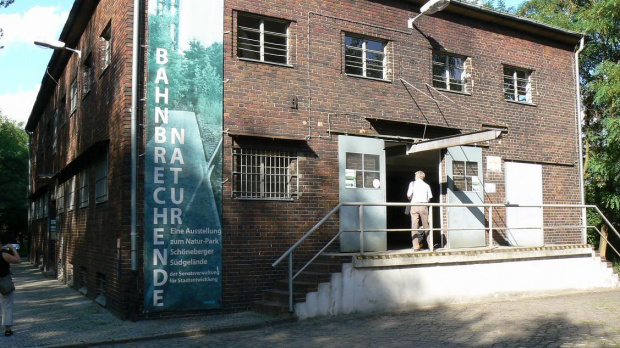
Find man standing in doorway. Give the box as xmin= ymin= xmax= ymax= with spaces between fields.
xmin=407 ymin=171 xmax=433 ymax=251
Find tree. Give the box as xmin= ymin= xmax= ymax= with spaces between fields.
xmin=0 ymin=0 xmax=15 ymax=49
xmin=0 ymin=113 xmax=29 ymax=237
xmin=518 ymin=0 xmax=620 ymax=259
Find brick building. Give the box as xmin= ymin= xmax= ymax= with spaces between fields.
xmin=27 ymin=0 xmax=609 ymax=320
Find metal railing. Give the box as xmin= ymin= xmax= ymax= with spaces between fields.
xmin=272 ymin=202 xmax=620 ymax=312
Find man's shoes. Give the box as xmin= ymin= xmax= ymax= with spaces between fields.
xmin=5 ymin=329 xmax=13 ymax=336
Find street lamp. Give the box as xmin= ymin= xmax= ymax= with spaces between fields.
xmin=408 ymin=0 xmax=451 ymax=27
xmin=34 ymin=39 xmax=81 ymax=58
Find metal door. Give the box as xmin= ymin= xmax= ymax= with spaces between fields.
xmin=446 ymin=146 xmax=485 ymax=248
xmin=505 ymin=162 xmax=543 ymax=246
xmin=338 ymin=135 xmax=387 ymax=252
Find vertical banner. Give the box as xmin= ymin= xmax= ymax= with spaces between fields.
xmin=144 ymin=0 xmax=223 ymax=312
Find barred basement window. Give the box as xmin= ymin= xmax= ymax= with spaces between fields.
xmin=237 ymin=13 xmax=289 ymax=65
xmin=433 ymin=52 xmax=468 ymax=92
xmin=504 ymin=66 xmax=532 ymax=103
xmin=452 ymin=161 xmax=479 ymax=192
xmin=232 ymin=148 xmax=298 ymax=200
xmin=345 ymin=35 xmax=387 ymax=80
xmin=95 ymin=273 xmax=107 ymax=307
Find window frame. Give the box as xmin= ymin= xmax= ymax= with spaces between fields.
xmin=237 ymin=13 xmax=290 ymax=66
xmin=82 ymin=54 xmax=94 ymax=96
xmin=67 ymin=176 xmax=76 ymax=211
xmin=100 ymin=23 xmax=112 ymax=73
xmin=452 ymin=160 xmax=480 ymax=192
xmin=432 ymin=52 xmax=468 ymax=93
xmin=57 ymin=181 xmax=65 ymax=214
xmin=344 ymin=34 xmax=388 ymax=80
xmin=232 ymin=147 xmax=299 ymax=201
xmin=95 ymin=154 xmax=109 ymax=204
xmin=78 ymin=169 xmax=90 ymax=208
xmin=70 ymin=77 xmax=78 ymax=114
xmin=503 ymin=66 xmax=532 ymax=103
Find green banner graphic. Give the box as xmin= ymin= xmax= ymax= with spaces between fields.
xmin=144 ymin=0 xmax=223 ymax=312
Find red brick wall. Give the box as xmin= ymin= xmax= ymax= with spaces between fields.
xmin=28 ymin=0 xmax=583 ymax=318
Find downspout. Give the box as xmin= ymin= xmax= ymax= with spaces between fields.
xmin=131 ymin=0 xmax=140 ymax=271
xmin=574 ymin=37 xmax=586 ymax=243
xmin=27 ymin=132 xmax=33 ymax=263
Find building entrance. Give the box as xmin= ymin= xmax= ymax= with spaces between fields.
xmin=385 ymin=143 xmax=441 ymax=250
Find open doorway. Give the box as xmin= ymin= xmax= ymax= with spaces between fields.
xmin=385 ymin=143 xmax=441 ymax=251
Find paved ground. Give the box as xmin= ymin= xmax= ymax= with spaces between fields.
xmin=3 ymin=261 xmax=620 ymax=347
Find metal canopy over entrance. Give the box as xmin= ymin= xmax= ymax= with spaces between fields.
xmin=407 ymin=129 xmax=502 ymax=154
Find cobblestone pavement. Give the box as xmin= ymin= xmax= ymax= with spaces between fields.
xmin=4 ymin=262 xmax=620 ymax=347
xmin=100 ymin=291 xmax=620 ymax=348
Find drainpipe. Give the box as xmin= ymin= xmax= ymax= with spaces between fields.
xmin=574 ymin=37 xmax=586 ymax=244
xmin=131 ymin=0 xmax=140 ymax=272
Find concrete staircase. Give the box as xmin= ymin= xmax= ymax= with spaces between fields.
xmin=594 ymin=250 xmax=620 ymax=284
xmin=252 ymin=254 xmax=351 ymax=316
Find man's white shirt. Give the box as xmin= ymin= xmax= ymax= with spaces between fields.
xmin=407 ymin=179 xmax=433 ymax=203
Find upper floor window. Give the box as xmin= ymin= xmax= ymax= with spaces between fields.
xmin=504 ymin=66 xmax=532 ymax=103
xmin=232 ymin=147 xmax=298 ymax=200
xmin=237 ymin=13 xmax=289 ymax=65
xmin=52 ymin=111 xmax=58 ymax=155
xmin=345 ymin=35 xmax=387 ymax=80
xmin=95 ymin=154 xmax=109 ymax=203
xmin=58 ymin=96 xmax=67 ymax=127
xmin=100 ymin=23 xmax=111 ymax=72
xmin=433 ymin=52 xmax=469 ymax=93
xmin=70 ymin=78 xmax=78 ymax=114
xmin=83 ymin=55 xmax=94 ymax=96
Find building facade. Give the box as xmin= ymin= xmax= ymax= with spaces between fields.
xmin=27 ymin=0 xmax=587 ymax=319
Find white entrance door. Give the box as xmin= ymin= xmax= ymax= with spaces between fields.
xmin=338 ymin=135 xmax=387 ymax=252
xmin=446 ymin=146 xmax=486 ymax=248
xmin=505 ymin=162 xmax=543 ymax=246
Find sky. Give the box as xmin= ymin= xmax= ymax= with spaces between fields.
xmin=0 ymin=0 xmax=525 ymax=127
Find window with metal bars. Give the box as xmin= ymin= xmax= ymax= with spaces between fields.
xmin=237 ymin=13 xmax=289 ymax=65
xmin=504 ymin=66 xmax=532 ymax=103
xmin=433 ymin=52 xmax=468 ymax=92
xmin=344 ymin=35 xmax=387 ymax=80
xmin=232 ymin=148 xmax=298 ymax=200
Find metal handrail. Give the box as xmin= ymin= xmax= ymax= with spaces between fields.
xmin=272 ymin=202 xmax=619 ymax=312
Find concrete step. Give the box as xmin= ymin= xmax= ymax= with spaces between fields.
xmin=263 ymin=288 xmax=307 ymax=304
xmin=251 ymin=300 xmax=294 ymax=317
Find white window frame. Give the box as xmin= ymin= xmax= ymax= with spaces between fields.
xmin=344 ymin=35 xmax=387 ymax=80
xmin=78 ymin=169 xmax=89 ymax=208
xmin=433 ymin=52 xmax=467 ymax=92
xmin=232 ymin=147 xmax=298 ymax=200
xmin=504 ymin=66 xmax=532 ymax=103
xmin=237 ymin=13 xmax=289 ymax=65
xmin=95 ymin=154 xmax=108 ymax=203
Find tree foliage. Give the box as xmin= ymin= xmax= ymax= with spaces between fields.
xmin=518 ymin=0 xmax=620 ymax=253
xmin=0 ymin=114 xmax=29 ymax=235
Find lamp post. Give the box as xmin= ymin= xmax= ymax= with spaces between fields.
xmin=34 ymin=39 xmax=81 ymax=58
xmin=408 ymin=0 xmax=451 ymax=27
